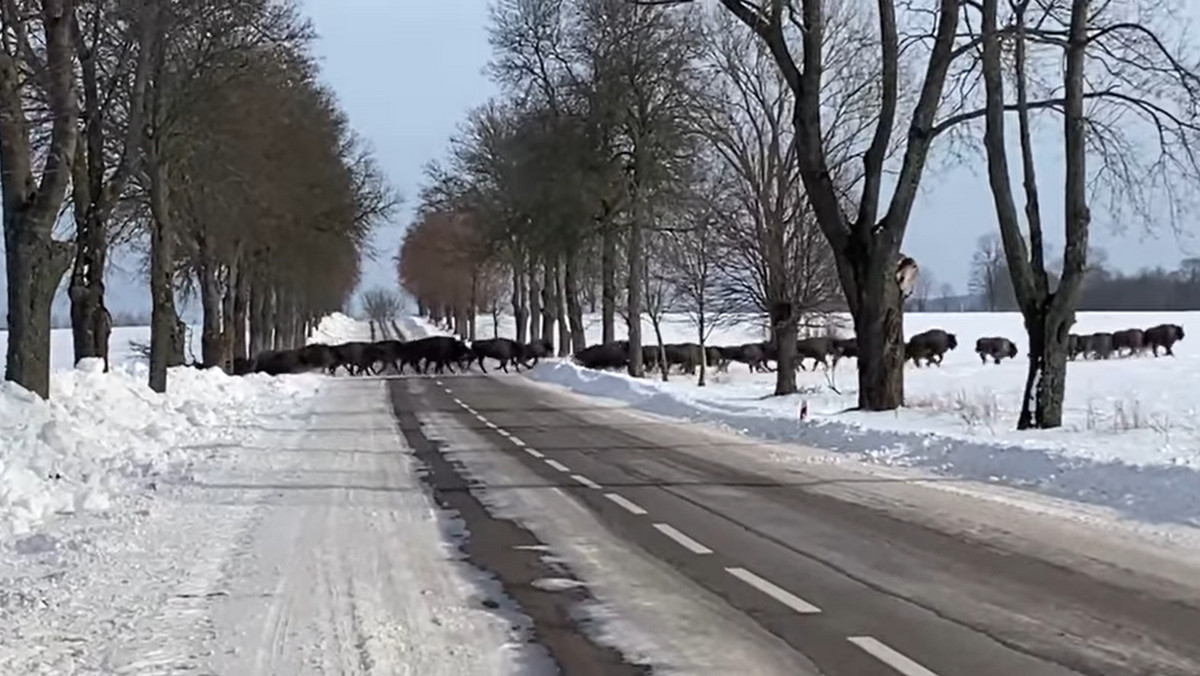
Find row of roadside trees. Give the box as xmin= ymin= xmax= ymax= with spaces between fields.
xmin=1 ymin=0 xmax=396 ymax=397
xmin=397 ymin=0 xmax=1200 ymax=431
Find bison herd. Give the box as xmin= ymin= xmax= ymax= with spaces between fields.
xmin=228 ymin=320 xmax=1186 ymax=380
xmin=570 ymin=322 xmax=1187 ymax=376
xmin=1066 ymin=323 xmax=1185 ymax=361
xmin=233 ymin=335 xmax=554 ymax=377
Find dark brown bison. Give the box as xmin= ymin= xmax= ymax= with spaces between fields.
xmin=906 ymin=329 xmax=958 ymax=367
xmin=974 ymin=337 xmax=1018 ymax=365
xmin=1085 ymin=332 xmax=1115 ymax=360
xmin=1144 ymin=323 xmax=1185 ymax=356
xmin=1111 ymin=329 xmax=1146 ymax=357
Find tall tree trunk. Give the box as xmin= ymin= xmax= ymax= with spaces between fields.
xmin=68 ymin=204 xmax=110 ymax=367
xmin=234 ymin=266 xmax=249 ymax=360
xmin=770 ymin=301 xmax=798 ymax=396
xmin=220 ymin=256 xmax=239 ymax=370
xmin=601 ymin=227 xmax=616 ymax=344
xmin=469 ymin=271 xmax=479 ymax=341
xmin=541 ymin=263 xmax=555 ymax=344
xmin=852 ymin=252 xmax=906 ymax=409
xmin=564 ymin=253 xmax=586 ymax=353
xmin=528 ymin=261 xmax=542 ymax=343
xmin=555 ymin=258 xmax=570 ymax=356
xmin=4 ymin=219 xmax=73 ymax=397
xmin=0 ymin=0 xmax=78 ymax=398
xmin=265 ymin=286 xmax=279 ymax=350
xmin=512 ymin=251 xmax=528 ymax=343
xmin=248 ymin=281 xmax=268 ymax=357
xmin=147 ymin=157 xmax=176 ymax=393
xmin=198 ymin=238 xmax=222 ymax=368
xmin=626 ymin=221 xmax=645 ymax=378
xmin=697 ymin=313 xmax=707 ymax=387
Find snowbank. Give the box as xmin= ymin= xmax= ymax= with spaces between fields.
xmin=0 ymin=359 xmax=321 ymax=537
xmin=307 ymin=311 xmax=373 ymax=344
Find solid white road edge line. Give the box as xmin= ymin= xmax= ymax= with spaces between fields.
xmin=653 ymin=523 xmax=713 ymax=555
xmin=570 ymin=474 xmax=602 ymax=489
xmin=725 ymin=567 xmax=822 ymax=615
xmin=545 ymin=459 xmax=570 ymax=472
xmin=604 ymin=493 xmax=648 ymax=515
xmin=524 ymin=448 xmax=545 ymax=459
xmin=847 ymin=637 xmax=940 ymax=676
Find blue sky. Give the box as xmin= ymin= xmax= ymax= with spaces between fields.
xmin=20 ymin=0 xmax=1200 ymax=320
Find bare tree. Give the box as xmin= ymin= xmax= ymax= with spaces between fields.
xmin=969 ymin=233 xmax=1007 ymax=311
xmin=699 ymin=11 xmax=850 ymax=395
xmin=972 ymin=0 xmax=1200 ymax=428
xmin=642 ymin=232 xmax=673 ymax=381
xmin=68 ymin=0 xmax=152 ymax=371
xmin=661 ymin=198 xmax=725 ymax=386
xmin=654 ymin=0 xmax=961 ymax=411
xmin=910 ymin=268 xmax=935 ymax=312
xmin=0 ymin=0 xmax=79 ymax=398
xmin=361 ymin=288 xmax=402 ymax=325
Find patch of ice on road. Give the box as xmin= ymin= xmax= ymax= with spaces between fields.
xmin=531 ymin=577 xmax=588 ymax=592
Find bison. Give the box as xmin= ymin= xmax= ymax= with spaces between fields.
xmin=1084 ymin=332 xmax=1115 ymax=360
xmin=795 ymin=337 xmax=838 ymax=370
xmin=974 ymin=337 xmax=1018 ymax=365
xmin=1111 ymin=329 xmax=1146 ymax=357
xmin=906 ymin=329 xmax=957 ymax=367
xmin=1144 ymin=323 xmax=1184 ymax=357
xmin=574 ymin=341 xmax=630 ymax=371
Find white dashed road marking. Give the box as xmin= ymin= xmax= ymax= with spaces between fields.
xmin=570 ymin=474 xmax=602 ymax=489
xmin=485 ymin=421 xmax=498 ymax=429
xmin=545 ymin=459 xmax=570 ymax=472
xmin=496 ymin=429 xmax=512 ymax=438
xmin=604 ymin=493 xmax=648 ymax=515
xmin=510 ymin=437 xmax=526 ymax=447
xmin=524 ymin=448 xmax=545 ymax=459
xmin=847 ymin=637 xmax=940 ymax=676
xmin=653 ymin=523 xmax=713 ymax=555
xmin=725 ymin=567 xmax=822 ymax=614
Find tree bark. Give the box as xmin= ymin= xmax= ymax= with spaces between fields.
xmin=147 ymin=152 xmax=177 ymax=393
xmin=770 ymin=301 xmax=798 ymax=396
xmin=852 ymin=253 xmax=906 ymax=409
xmin=268 ymin=285 xmax=282 ymax=348
xmin=234 ymin=265 xmax=249 ymax=360
xmin=512 ymin=250 xmax=528 ymax=343
xmin=220 ymin=255 xmax=239 ymax=370
xmin=0 ymin=0 xmax=79 ymax=398
xmin=541 ymin=262 xmax=555 ymax=345
xmin=601 ymin=226 xmax=616 ymax=344
xmin=555 ymin=257 xmax=571 ymax=356
xmin=248 ymin=281 xmax=268 ymax=357
xmin=199 ymin=242 xmax=223 ymax=368
xmin=528 ymin=260 xmax=542 ymax=343
xmin=626 ymin=221 xmax=645 ymax=378
xmin=5 ymin=223 xmax=73 ymax=397
xmin=565 ymin=252 xmax=586 ymax=353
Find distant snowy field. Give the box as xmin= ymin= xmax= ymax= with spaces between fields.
xmin=0 ymin=325 xmax=204 ymax=372
xmin=406 ymin=311 xmax=1200 ymax=529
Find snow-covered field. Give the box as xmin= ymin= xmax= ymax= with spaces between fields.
xmin=406 ymin=311 xmax=1200 ymax=530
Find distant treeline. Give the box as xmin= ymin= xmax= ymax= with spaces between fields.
xmin=911 ymin=258 xmax=1200 ymax=313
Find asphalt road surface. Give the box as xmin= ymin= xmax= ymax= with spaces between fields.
xmin=388 ymin=372 xmax=1200 ymax=676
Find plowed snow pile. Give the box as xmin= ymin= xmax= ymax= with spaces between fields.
xmin=0 ymin=358 xmax=321 ymax=537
